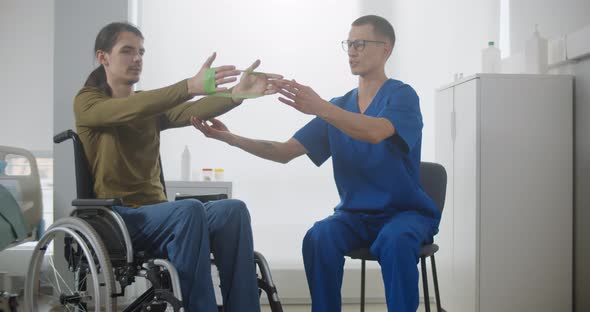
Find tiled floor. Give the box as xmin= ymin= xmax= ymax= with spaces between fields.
xmin=28 ymin=301 xmax=437 ymax=311
xmin=28 ymin=302 xmax=438 ymax=311
xmin=24 ymin=293 xmax=438 ymax=311
xmin=263 ymin=303 xmax=438 ymax=312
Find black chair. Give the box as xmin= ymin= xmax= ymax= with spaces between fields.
xmin=53 ymin=129 xmax=283 ymax=312
xmin=346 ymin=161 xmax=447 ymax=312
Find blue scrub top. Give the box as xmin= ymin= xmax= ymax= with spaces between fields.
xmin=293 ymin=79 xmax=440 ymax=220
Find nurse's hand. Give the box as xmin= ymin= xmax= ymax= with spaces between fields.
xmin=275 ymin=79 xmax=331 ymax=115
xmin=191 ymin=116 xmax=233 ymax=144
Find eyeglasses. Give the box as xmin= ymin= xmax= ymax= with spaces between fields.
xmin=341 ymin=39 xmax=386 ymax=52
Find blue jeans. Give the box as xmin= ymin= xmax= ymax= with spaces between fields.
xmin=302 ymin=210 xmax=439 ymax=312
xmin=114 ymin=199 xmax=260 ymax=312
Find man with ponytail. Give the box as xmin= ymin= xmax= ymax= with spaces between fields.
xmin=74 ymin=22 xmax=279 ymax=312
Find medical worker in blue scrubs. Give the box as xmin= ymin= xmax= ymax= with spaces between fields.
xmin=191 ymin=14 xmax=440 ymax=312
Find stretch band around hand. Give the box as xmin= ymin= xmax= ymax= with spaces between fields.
xmin=204 ymin=68 xmax=217 ymax=94
xmin=203 ymin=68 xmax=267 ymax=99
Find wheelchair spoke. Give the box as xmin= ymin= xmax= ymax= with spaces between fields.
xmin=40 ymin=273 xmax=62 ymax=298
xmin=26 ymin=226 xmax=113 ymax=311
xmin=76 ymin=304 xmax=88 ymax=311
xmin=25 ymin=217 xmax=120 ymax=312
xmin=78 ymin=273 xmax=89 ymax=288
xmin=48 ymin=255 xmax=63 ymax=294
xmin=39 ymin=292 xmax=62 ymax=308
xmin=48 ymin=254 xmax=74 ymax=295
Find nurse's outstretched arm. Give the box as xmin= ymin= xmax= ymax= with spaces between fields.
xmin=191 ymin=117 xmax=307 ymax=163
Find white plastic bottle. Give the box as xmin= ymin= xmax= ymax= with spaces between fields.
xmin=482 ymin=41 xmax=501 ymax=73
xmin=181 ymin=146 xmax=191 ymax=181
xmin=525 ymin=24 xmax=548 ymax=74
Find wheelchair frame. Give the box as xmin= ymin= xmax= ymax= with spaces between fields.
xmin=24 ymin=129 xmax=283 ymax=312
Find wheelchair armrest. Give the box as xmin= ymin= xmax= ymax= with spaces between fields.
xmin=174 ymin=193 xmax=228 ymax=203
xmin=72 ymin=198 xmax=123 ymax=208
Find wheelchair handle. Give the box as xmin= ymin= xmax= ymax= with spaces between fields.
xmin=53 ymin=129 xmax=75 ymax=143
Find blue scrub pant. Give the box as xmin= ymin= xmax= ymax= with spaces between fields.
xmin=114 ymin=199 xmax=260 ymax=312
xmin=302 ymin=210 xmax=438 ymax=312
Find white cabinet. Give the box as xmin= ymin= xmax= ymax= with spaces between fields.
xmin=164 ymin=181 xmax=233 ymax=200
xmin=435 ymin=74 xmax=573 ymax=312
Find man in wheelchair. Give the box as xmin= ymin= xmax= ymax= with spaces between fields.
xmin=27 ymin=22 xmax=282 ymax=312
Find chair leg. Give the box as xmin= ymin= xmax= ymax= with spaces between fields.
xmin=360 ymin=259 xmax=366 ymax=312
xmin=430 ymin=255 xmax=442 ymax=312
xmin=421 ymin=256 xmax=431 ymax=312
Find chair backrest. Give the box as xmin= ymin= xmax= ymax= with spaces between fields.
xmin=53 ymin=129 xmax=168 ymax=199
xmin=54 ymin=130 xmax=94 ymax=198
xmin=419 ymin=162 xmax=447 ymax=213
xmin=345 ymin=162 xmax=448 ymax=260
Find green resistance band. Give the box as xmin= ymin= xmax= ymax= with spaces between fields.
xmin=204 ymin=68 xmax=267 ymax=99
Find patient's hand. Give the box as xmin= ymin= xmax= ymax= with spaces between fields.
xmin=231 ymin=60 xmax=283 ymax=104
xmin=191 ymin=116 xmax=232 ymax=143
xmin=188 ymin=52 xmax=240 ymax=96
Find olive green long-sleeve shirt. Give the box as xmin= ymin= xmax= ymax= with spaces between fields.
xmin=74 ymin=79 xmax=239 ymax=207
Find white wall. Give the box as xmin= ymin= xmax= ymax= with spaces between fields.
xmin=138 ymin=0 xmax=498 ymax=265
xmin=0 ymin=0 xmax=54 ymax=281
xmin=134 ymin=0 xmax=502 ymax=302
xmin=135 ymin=1 xmax=406 ymax=301
xmin=510 ymin=0 xmax=590 ymax=54
xmin=387 ymin=0 xmax=499 ymax=161
xmin=508 ymin=2 xmax=590 ymax=311
xmin=0 ymin=0 xmax=103 ymax=285
xmin=138 ymin=0 xmax=360 ymax=267
xmin=0 ymin=1 xmax=54 ymax=152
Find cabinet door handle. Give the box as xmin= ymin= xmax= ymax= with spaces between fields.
xmin=451 ymin=110 xmax=456 ymax=141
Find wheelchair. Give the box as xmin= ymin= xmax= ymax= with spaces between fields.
xmin=24 ymin=130 xmax=283 ymax=312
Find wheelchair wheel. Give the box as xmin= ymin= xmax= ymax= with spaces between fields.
xmin=25 ymin=217 xmax=116 ymax=312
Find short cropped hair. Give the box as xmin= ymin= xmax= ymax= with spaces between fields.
xmin=352 ymin=15 xmax=396 ymax=49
